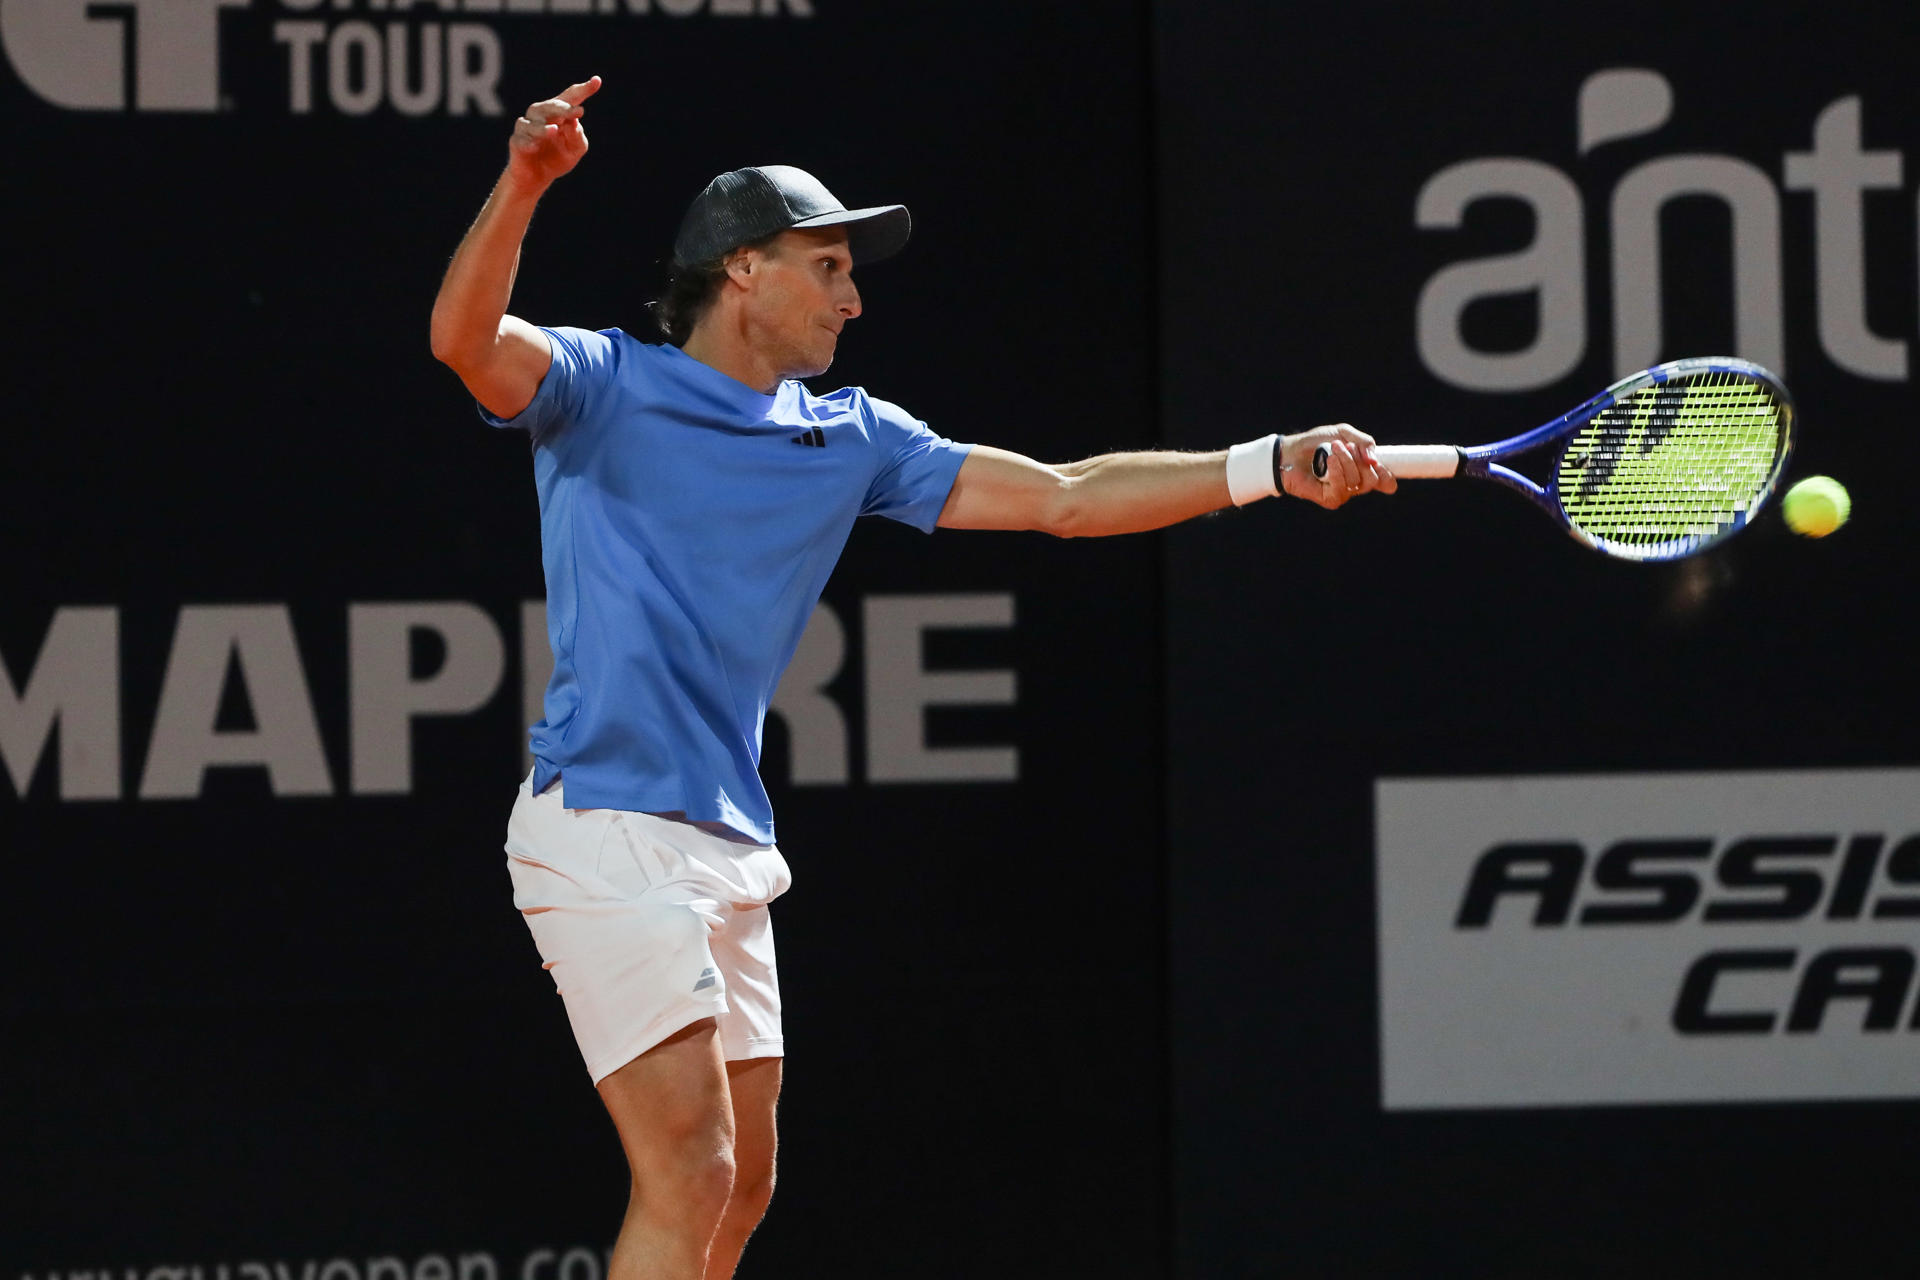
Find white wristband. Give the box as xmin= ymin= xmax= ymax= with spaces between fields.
xmin=1226 ymin=434 xmax=1280 ymax=506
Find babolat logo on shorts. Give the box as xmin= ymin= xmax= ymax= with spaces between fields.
xmin=1374 ymin=768 xmax=1920 ymax=1109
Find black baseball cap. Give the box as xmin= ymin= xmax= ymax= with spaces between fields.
xmin=671 ymin=165 xmax=911 ymax=268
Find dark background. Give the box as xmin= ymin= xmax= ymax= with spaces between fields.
xmin=4 ymin=0 xmax=1914 ymax=1274
xmin=1159 ymin=3 xmax=1918 ymax=1276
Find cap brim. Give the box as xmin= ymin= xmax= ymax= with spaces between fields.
xmin=791 ymin=204 xmax=912 ymax=265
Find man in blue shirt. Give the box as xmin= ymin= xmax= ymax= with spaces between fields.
xmin=431 ymin=75 xmax=1394 ymax=1280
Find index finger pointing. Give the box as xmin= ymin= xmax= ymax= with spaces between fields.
xmin=556 ymin=75 xmax=602 ymax=107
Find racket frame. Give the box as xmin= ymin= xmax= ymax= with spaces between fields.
xmin=1442 ymin=357 xmax=1793 ymax=560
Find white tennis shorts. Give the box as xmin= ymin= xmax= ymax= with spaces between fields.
xmin=504 ymin=774 xmax=791 ymax=1082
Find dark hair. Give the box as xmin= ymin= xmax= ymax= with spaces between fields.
xmin=648 ymin=232 xmax=782 ymax=346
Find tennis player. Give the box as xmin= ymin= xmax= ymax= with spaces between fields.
xmin=430 ymin=75 xmax=1394 ymax=1280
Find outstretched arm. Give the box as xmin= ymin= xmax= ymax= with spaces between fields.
xmin=430 ymin=76 xmax=602 ymax=420
xmin=936 ymin=426 xmax=1396 ymax=536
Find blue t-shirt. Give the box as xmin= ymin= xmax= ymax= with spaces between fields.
xmin=482 ymin=328 xmax=971 ymax=844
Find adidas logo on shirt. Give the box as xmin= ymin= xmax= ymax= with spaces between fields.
xmin=791 ymin=427 xmax=826 ymax=448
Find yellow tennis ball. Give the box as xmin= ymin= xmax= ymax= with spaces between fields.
xmin=1782 ymin=476 xmax=1851 ymax=538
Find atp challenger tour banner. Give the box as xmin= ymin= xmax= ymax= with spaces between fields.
xmin=1378 ymin=768 xmax=1920 ymax=1109
xmin=0 ymin=0 xmax=812 ymax=117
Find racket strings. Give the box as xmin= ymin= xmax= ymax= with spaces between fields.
xmin=1552 ymin=371 xmax=1786 ymax=557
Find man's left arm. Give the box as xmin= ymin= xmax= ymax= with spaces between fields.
xmin=936 ymin=426 xmax=1397 ymax=536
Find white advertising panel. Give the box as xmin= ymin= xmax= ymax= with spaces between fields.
xmin=1377 ymin=769 xmax=1920 ymax=1108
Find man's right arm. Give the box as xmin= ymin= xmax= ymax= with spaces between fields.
xmin=429 ymin=76 xmax=602 ymax=421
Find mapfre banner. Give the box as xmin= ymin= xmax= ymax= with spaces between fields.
xmin=1377 ymin=768 xmax=1920 ymax=1109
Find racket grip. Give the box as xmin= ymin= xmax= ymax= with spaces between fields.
xmin=1311 ymin=443 xmax=1462 ymax=480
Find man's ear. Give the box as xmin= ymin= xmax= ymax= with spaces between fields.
xmin=723 ymin=247 xmax=758 ymax=287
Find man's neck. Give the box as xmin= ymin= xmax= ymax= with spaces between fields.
xmin=680 ymin=321 xmax=782 ymax=395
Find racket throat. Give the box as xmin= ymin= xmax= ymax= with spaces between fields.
xmin=1464 ymin=455 xmax=1559 ymax=514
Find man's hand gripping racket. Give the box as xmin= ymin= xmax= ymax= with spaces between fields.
xmin=1312 ymin=357 xmax=1794 ymax=561
xmin=1283 ymin=424 xmax=1399 ymax=508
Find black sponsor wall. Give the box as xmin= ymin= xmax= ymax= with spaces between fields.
xmin=2 ymin=2 xmax=1167 ymax=1272
xmin=11 ymin=0 xmax=1920 ymax=1274
xmin=1159 ymin=2 xmax=1918 ymax=1275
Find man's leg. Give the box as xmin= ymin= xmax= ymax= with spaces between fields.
xmin=706 ymin=1056 xmax=782 ymax=1279
xmin=598 ymin=1018 xmax=737 ymax=1280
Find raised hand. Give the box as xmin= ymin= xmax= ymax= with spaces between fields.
xmin=507 ymin=76 xmax=602 ymax=191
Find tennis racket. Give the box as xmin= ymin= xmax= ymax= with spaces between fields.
xmin=1314 ymin=357 xmax=1794 ymax=562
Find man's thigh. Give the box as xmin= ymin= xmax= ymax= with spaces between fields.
xmin=726 ymin=1056 xmax=781 ymax=1186
xmin=598 ymin=1017 xmax=735 ymax=1175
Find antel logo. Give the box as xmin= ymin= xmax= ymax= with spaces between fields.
xmin=1415 ymin=68 xmax=1913 ymax=391
xmin=0 ymin=0 xmax=245 ymax=112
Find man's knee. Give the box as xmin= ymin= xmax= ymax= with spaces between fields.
xmin=686 ymin=1144 xmax=739 ymax=1223
xmin=637 ymin=1138 xmax=736 ymax=1226
xmin=726 ymin=1159 xmax=775 ymax=1227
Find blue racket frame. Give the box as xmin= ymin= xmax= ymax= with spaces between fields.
xmin=1459 ymin=356 xmax=1796 ymax=560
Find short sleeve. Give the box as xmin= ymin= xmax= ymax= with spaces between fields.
xmin=476 ymin=326 xmax=620 ymax=439
xmin=859 ymin=394 xmax=974 ymax=532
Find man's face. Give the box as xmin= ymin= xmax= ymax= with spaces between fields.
xmin=736 ymin=227 xmax=863 ymax=379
